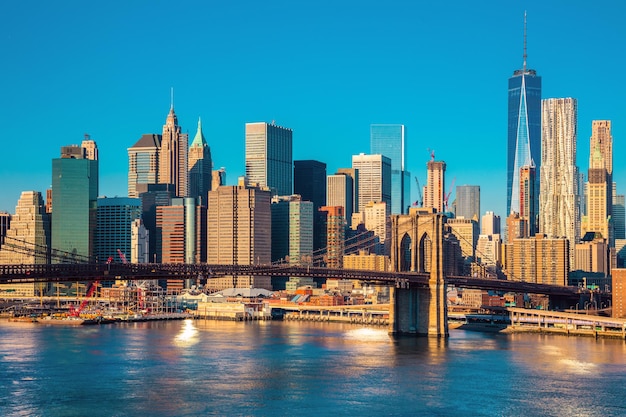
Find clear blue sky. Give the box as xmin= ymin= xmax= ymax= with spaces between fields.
xmin=1 ymin=1 xmax=625 ymax=221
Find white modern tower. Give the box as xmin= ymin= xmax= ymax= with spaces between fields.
xmin=539 ymin=98 xmax=579 ymax=268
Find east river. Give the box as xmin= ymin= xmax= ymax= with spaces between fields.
xmin=1 ymin=319 xmax=626 ymax=416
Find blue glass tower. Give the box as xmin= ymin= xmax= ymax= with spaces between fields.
xmin=507 ymin=15 xmax=541 ymax=221
xmin=370 ymin=124 xmax=410 ymax=214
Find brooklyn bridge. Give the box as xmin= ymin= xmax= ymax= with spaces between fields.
xmin=0 ymin=211 xmax=583 ymax=337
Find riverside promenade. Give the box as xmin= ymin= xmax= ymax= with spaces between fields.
xmin=506 ymin=307 xmax=626 ymax=339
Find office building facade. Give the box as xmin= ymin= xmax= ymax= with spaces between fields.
xmin=455 ymin=185 xmax=480 ymax=222
xmin=95 ymin=197 xmax=141 ymax=265
xmin=128 ymin=134 xmax=161 ymax=198
xmin=519 ymin=165 xmax=537 ymax=237
xmin=51 ymin=143 xmax=99 ymax=262
xmin=352 ymin=153 xmax=391 ymax=217
xmin=245 ymin=122 xmax=293 ymax=196
xmin=0 ymin=191 xmax=50 ymax=296
xmin=370 ymin=124 xmax=410 ymax=214
xmin=327 ymin=172 xmax=355 ymax=228
xmin=207 ymin=185 xmax=272 ymax=290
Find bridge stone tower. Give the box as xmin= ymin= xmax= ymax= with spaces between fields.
xmin=389 ymin=208 xmax=448 ymax=337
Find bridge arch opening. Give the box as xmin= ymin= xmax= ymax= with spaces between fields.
xmin=419 ymin=233 xmax=431 ymax=273
xmin=400 ymin=233 xmax=412 ymax=272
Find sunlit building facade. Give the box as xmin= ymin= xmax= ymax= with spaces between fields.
xmin=159 ymin=105 xmax=188 ymax=198
xmin=352 ymin=153 xmax=391 ymax=217
xmin=539 ymin=98 xmax=579 ymax=269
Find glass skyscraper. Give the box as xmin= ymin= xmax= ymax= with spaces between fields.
xmin=51 ymin=144 xmax=99 ymax=262
xmin=370 ymin=124 xmax=410 ymax=214
xmin=507 ymin=17 xmax=541 ymax=220
xmin=95 ymin=197 xmax=141 ymax=265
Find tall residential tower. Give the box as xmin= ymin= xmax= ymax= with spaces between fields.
xmin=539 ymin=98 xmax=579 ymax=268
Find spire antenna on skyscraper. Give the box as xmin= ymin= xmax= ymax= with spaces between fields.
xmin=523 ymin=11 xmax=527 ymax=72
xmin=170 ymin=87 xmax=174 ymax=110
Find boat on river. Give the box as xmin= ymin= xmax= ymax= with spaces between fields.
xmin=37 ymin=316 xmax=86 ymax=325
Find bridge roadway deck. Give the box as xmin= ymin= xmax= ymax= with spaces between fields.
xmin=0 ymin=264 xmax=581 ymax=297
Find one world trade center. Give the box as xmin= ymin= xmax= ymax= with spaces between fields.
xmin=507 ymin=13 xmax=541 ymax=232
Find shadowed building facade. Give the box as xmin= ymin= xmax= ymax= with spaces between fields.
xmin=188 ymin=118 xmax=212 ymax=205
xmin=294 ymin=160 xmax=326 ymax=252
xmin=245 ymin=122 xmax=293 ymax=196
xmin=128 ymin=134 xmax=160 ymax=198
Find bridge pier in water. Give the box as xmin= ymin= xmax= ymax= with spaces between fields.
xmin=389 ymin=209 xmax=448 ymax=337
xmin=389 ymin=281 xmax=448 ymax=337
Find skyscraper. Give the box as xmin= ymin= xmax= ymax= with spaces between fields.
xmin=159 ymin=102 xmax=188 ymax=198
xmin=188 ymin=118 xmax=212 ymax=204
xmin=424 ymin=160 xmax=446 ymax=213
xmin=51 ymin=143 xmax=99 ymax=262
xmin=582 ymin=138 xmax=611 ymax=244
xmin=613 ymin=185 xmax=625 ymax=240
xmin=0 ymin=191 xmax=50 ymax=266
xmin=319 ymin=206 xmax=345 ymax=268
xmin=455 ymin=185 xmax=480 ymax=222
xmin=481 ymin=211 xmax=501 ymax=236
xmin=81 ymin=135 xmax=99 ymax=161
xmin=245 ymin=122 xmax=293 ymax=196
xmin=95 ymin=197 xmax=141 ymax=265
xmin=294 ymin=160 xmax=326 ymax=251
xmin=519 ymin=165 xmax=536 ymax=237
xmin=507 ymin=14 xmax=542 ymax=217
xmin=327 ymin=172 xmax=355 ymax=227
xmin=539 ymin=98 xmax=579 ymax=268
xmin=582 ymin=121 xmax=613 ymax=246
xmin=0 ymin=191 xmax=50 ymax=296
xmin=207 ymin=185 xmax=272 ymax=290
xmin=370 ymin=124 xmax=410 ymax=214
xmin=128 ymin=134 xmax=160 ymax=198
xmin=352 ymin=153 xmax=391 ymax=217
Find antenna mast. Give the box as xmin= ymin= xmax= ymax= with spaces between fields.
xmin=523 ymin=11 xmax=527 ymax=72
xmin=170 ymin=87 xmax=174 ymax=110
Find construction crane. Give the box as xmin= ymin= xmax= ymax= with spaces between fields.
xmin=69 ymin=281 xmax=99 ymax=317
xmin=117 ymin=249 xmax=128 ymax=264
xmin=413 ymin=177 xmax=423 ymax=207
xmin=443 ymin=177 xmax=456 ymax=212
xmin=427 ymin=148 xmax=435 ymax=162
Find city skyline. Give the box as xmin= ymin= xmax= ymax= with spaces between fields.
xmin=2 ymin=2 xmax=626 ymax=220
